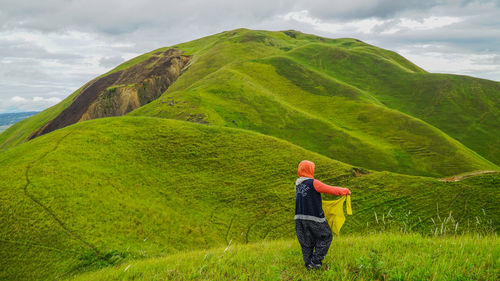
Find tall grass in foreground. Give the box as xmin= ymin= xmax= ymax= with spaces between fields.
xmin=364 ymin=204 xmax=496 ymax=237
xmin=70 ymin=233 xmax=499 ymax=281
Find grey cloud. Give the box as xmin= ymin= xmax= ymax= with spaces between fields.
xmin=377 ymin=25 xmax=500 ymax=53
xmin=2 ymin=1 xmax=498 ymax=37
xmin=0 ymin=59 xmax=90 ymax=100
xmin=492 ymin=55 xmax=500 ymax=65
xmin=303 ymin=0 xmax=498 ymax=20
xmin=1 ymin=0 xmax=291 ymax=35
xmin=99 ymin=55 xmax=125 ymax=68
xmin=0 ymin=0 xmax=499 ymax=113
xmin=304 ymin=0 xmax=439 ymax=20
xmin=0 ymin=58 xmax=52 ymax=84
xmin=0 ymin=37 xmax=84 ymax=62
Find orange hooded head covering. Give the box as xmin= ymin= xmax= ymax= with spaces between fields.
xmin=298 ymin=160 xmax=315 ymax=178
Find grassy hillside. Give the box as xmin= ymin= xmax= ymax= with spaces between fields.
xmin=129 ymin=29 xmax=498 ymax=176
xmin=1 ymin=29 xmax=498 ymax=177
xmin=71 ymin=234 xmax=499 ymax=281
xmin=286 ymin=42 xmax=500 ymax=167
xmin=0 ymin=116 xmax=498 ymax=280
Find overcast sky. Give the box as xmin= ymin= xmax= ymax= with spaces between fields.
xmin=1 ymin=0 xmax=499 ymax=113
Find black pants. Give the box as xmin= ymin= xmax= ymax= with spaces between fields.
xmin=295 ymin=219 xmax=333 ymax=265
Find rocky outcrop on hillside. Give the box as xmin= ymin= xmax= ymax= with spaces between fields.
xmin=29 ymin=49 xmax=191 ymax=140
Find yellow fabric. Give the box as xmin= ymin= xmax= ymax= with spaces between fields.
xmin=322 ymin=195 xmax=352 ymax=235
xmin=346 ymin=195 xmax=352 ymax=215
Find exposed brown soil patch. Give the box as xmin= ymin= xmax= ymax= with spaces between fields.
xmin=351 ymin=167 xmax=370 ymax=177
xmin=29 ymin=49 xmax=191 ymax=140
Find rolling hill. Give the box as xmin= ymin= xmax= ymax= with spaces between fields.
xmin=0 ymin=117 xmax=498 ymax=280
xmin=1 ymin=29 xmax=499 ymax=177
xmin=0 ymin=29 xmax=499 ymax=280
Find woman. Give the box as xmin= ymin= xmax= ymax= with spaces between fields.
xmin=294 ymin=160 xmax=351 ymax=269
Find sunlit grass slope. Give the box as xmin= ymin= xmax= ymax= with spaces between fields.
xmin=71 ymin=234 xmax=499 ymax=281
xmin=0 ymin=116 xmax=498 ymax=280
xmin=287 ymin=42 xmax=500 ymax=168
xmin=129 ymin=29 xmax=498 ymax=176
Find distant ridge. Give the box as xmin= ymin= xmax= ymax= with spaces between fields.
xmin=0 ymin=111 xmax=39 ymax=125
xmin=0 ymin=111 xmax=39 ymax=132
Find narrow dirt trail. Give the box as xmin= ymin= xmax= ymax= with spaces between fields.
xmin=439 ymin=170 xmax=500 ymax=182
xmin=23 ymin=130 xmax=100 ymax=255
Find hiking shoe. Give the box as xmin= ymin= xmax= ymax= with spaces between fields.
xmin=305 ymin=262 xmax=322 ymax=270
xmin=311 ymin=262 xmax=322 ymax=269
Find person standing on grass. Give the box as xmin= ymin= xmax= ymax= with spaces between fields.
xmin=295 ymin=160 xmax=351 ymax=269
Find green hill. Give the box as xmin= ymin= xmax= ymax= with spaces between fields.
xmin=0 ymin=117 xmax=498 ymax=280
xmin=1 ymin=29 xmax=499 ymax=177
xmin=1 ymin=29 xmax=499 ymax=280
xmin=129 ymin=29 xmax=499 ymax=177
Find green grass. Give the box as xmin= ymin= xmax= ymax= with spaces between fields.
xmin=70 ymin=234 xmax=499 ymax=281
xmin=0 ymin=116 xmax=498 ymax=280
xmin=286 ymin=42 xmax=500 ymax=167
xmin=128 ymin=29 xmax=499 ymax=176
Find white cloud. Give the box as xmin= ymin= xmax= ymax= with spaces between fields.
xmin=11 ymin=96 xmax=27 ymax=102
xmin=398 ymin=49 xmax=500 ymax=80
xmin=281 ymin=10 xmax=464 ymax=35
xmin=380 ymin=16 xmax=463 ymax=34
xmin=282 ymin=10 xmax=321 ymax=26
xmin=281 ymin=10 xmax=389 ymax=34
xmin=33 ymin=96 xmax=61 ymax=102
xmin=0 ymin=96 xmax=62 ymax=113
xmin=399 ymin=16 xmax=462 ymax=30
